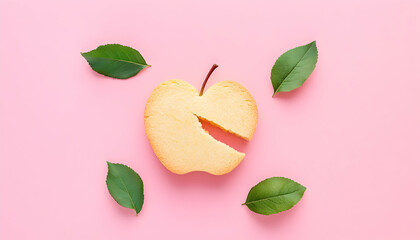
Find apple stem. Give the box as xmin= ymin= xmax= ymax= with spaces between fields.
xmin=199 ymin=64 xmax=219 ymax=96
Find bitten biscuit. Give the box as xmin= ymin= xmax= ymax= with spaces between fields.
xmin=144 ymin=80 xmax=258 ymax=175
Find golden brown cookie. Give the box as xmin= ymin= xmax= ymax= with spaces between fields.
xmin=144 ymin=79 xmax=258 ymax=175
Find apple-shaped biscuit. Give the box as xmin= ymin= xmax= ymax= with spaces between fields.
xmin=145 ymin=65 xmax=258 ymax=175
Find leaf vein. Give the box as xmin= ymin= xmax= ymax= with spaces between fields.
xmin=244 ymin=188 xmax=301 ymax=205
xmin=114 ymin=171 xmax=136 ymax=211
xmin=275 ymin=43 xmax=315 ymax=92
xmin=87 ymin=56 xmax=148 ymax=67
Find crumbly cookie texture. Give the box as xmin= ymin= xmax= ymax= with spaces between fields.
xmin=144 ymin=79 xmax=258 ymax=175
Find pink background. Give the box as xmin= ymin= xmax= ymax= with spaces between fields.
xmin=1 ymin=0 xmax=419 ymax=239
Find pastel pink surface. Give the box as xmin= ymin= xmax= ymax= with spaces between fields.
xmin=1 ymin=0 xmax=419 ymax=239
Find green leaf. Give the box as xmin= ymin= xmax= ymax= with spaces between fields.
xmin=243 ymin=177 xmax=306 ymax=215
xmin=271 ymin=41 xmax=318 ymax=95
xmin=106 ymin=162 xmax=144 ymax=215
xmin=81 ymin=44 xmax=150 ymax=79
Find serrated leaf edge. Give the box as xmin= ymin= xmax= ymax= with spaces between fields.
xmin=81 ymin=44 xmax=151 ymax=79
xmin=106 ymin=161 xmax=143 ymax=215
xmin=272 ymin=41 xmax=318 ymax=95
